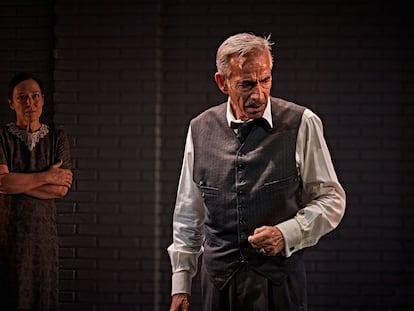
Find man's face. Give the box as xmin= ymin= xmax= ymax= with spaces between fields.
xmin=216 ymin=51 xmax=272 ymax=121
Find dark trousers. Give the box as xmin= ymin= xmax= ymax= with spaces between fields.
xmin=201 ymin=263 xmax=307 ymax=311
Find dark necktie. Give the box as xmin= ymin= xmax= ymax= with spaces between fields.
xmin=230 ymin=118 xmax=271 ymax=143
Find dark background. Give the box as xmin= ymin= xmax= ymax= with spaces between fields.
xmin=0 ymin=0 xmax=413 ymax=310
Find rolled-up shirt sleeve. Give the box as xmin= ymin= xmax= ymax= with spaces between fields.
xmin=167 ymin=125 xmax=205 ymax=295
xmin=276 ymin=109 xmax=346 ymax=257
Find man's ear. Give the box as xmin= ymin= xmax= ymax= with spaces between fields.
xmin=214 ymin=72 xmax=228 ymax=94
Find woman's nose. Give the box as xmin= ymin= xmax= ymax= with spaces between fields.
xmin=25 ymin=97 xmax=33 ymax=106
xmin=25 ymin=95 xmax=38 ymax=107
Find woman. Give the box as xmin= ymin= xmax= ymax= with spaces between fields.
xmin=0 ymin=72 xmax=73 ymax=310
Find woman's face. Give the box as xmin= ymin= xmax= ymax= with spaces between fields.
xmin=9 ymin=79 xmax=44 ymax=129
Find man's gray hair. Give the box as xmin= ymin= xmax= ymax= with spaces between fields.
xmin=216 ymin=32 xmax=274 ymax=78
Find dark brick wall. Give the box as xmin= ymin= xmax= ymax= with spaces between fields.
xmin=0 ymin=0 xmax=413 ymax=310
xmin=53 ymin=1 xmax=160 ymax=310
xmin=0 ymin=0 xmax=54 ymax=123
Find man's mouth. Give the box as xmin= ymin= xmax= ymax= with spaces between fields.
xmin=246 ymin=102 xmax=265 ymax=111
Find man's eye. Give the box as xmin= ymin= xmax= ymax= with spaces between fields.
xmin=241 ymin=82 xmax=254 ymax=89
xmin=32 ymin=93 xmax=41 ymax=99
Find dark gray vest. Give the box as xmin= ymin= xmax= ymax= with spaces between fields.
xmin=191 ymin=97 xmax=306 ymax=290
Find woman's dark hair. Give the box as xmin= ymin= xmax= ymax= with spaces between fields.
xmin=7 ymin=72 xmax=45 ymax=100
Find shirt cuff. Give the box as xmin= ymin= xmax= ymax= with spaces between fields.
xmin=276 ymin=218 xmax=303 ymax=257
xmin=171 ymin=270 xmax=193 ymax=296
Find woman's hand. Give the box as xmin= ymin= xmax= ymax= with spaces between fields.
xmin=46 ymin=160 xmax=73 ymax=188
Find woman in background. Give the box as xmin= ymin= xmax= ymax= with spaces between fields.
xmin=0 ymin=72 xmax=73 ymax=310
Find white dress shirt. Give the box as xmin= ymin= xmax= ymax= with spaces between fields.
xmin=167 ymin=98 xmax=346 ymax=295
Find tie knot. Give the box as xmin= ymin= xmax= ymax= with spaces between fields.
xmin=230 ymin=118 xmax=271 ymax=130
xmin=231 ymin=118 xmax=271 ymax=143
xmin=230 ymin=120 xmax=252 ymax=129
xmin=231 ymin=121 xmax=254 ymax=143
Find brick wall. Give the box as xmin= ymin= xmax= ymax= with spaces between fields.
xmin=0 ymin=0 xmax=54 ymax=123
xmin=52 ymin=1 xmax=161 ymax=310
xmin=1 ymin=0 xmax=413 ymax=310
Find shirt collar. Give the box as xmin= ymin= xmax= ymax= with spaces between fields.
xmin=226 ymin=97 xmax=273 ymax=128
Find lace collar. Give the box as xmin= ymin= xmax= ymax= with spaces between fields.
xmin=7 ymin=122 xmax=49 ymax=151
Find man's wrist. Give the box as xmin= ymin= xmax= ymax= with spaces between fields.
xmin=171 ymin=270 xmax=192 ymax=295
xmin=275 ymin=218 xmax=302 ymax=257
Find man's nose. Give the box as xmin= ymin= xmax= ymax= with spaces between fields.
xmin=251 ymin=85 xmax=265 ymax=101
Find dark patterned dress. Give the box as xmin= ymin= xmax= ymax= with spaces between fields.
xmin=0 ymin=123 xmax=71 ymax=311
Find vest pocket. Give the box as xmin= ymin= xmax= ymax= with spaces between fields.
xmin=261 ymin=174 xmax=298 ymax=192
xmin=199 ymin=185 xmax=219 ymax=198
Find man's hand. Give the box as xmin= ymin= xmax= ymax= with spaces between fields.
xmin=248 ymin=226 xmax=285 ymax=256
xmin=169 ymin=293 xmax=191 ymax=311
